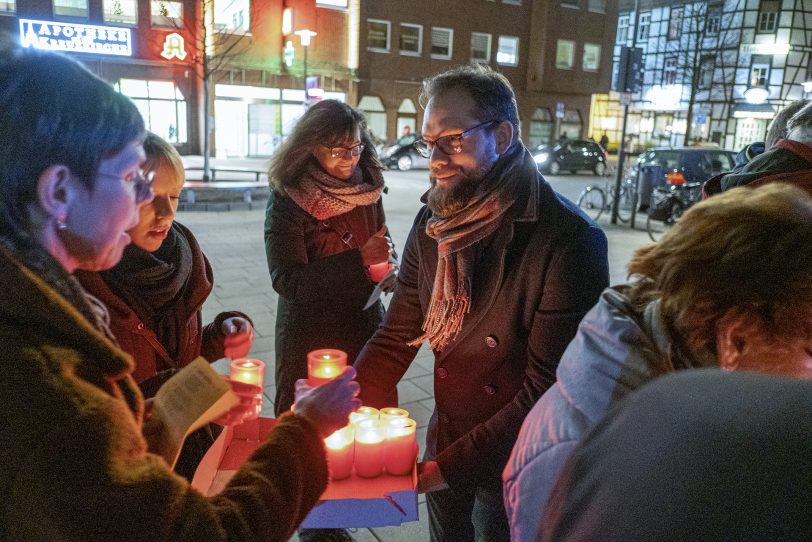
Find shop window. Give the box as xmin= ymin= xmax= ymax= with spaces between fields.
xmin=152 ymin=0 xmax=182 ymax=26
xmin=616 ymin=15 xmax=629 ymax=44
xmin=470 ymin=32 xmax=492 ymax=63
xmin=638 ymin=12 xmax=651 ymax=40
xmin=1 ymin=0 xmax=15 ymax=12
xmin=757 ymin=0 xmax=779 ymax=33
xmin=496 ymin=36 xmax=518 ymax=66
xmin=556 ymin=39 xmax=575 ymax=69
xmin=502 ymin=0 xmax=521 ymax=4
xmin=663 ymin=57 xmax=678 ymax=85
xmin=116 ymin=79 xmax=187 ymax=144
xmin=529 ymin=108 xmax=553 ymax=147
xmin=316 ymin=0 xmax=347 ymax=8
xmin=668 ymin=7 xmax=682 ymax=39
xmin=367 ymin=19 xmax=390 ymax=52
xmin=357 ymin=95 xmax=387 ymax=143
xmin=399 ymin=23 xmax=422 ymax=56
xmin=53 ymin=0 xmax=88 ymax=18
xmin=431 ymin=27 xmax=453 ymax=60
xmin=103 ymin=0 xmax=137 ymax=25
xmin=582 ymin=43 xmax=600 ymax=71
xmin=214 ymin=0 xmax=249 ymax=32
xmin=587 ymin=0 xmax=605 ymax=13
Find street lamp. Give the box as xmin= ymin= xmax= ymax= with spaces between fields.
xmin=295 ymin=29 xmax=317 ymax=103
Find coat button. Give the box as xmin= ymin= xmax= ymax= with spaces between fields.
xmin=437 ymin=367 xmax=448 ymax=379
xmin=485 ymin=335 xmax=498 ymax=348
xmin=137 ymin=322 xmax=145 ymax=330
xmin=483 ymin=385 xmax=497 ymax=395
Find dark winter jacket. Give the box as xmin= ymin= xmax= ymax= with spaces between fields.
xmin=354 ymin=147 xmax=609 ymax=493
xmin=703 ymin=138 xmax=812 ymax=198
xmin=264 ymin=184 xmax=390 ymax=415
xmin=0 ymin=242 xmax=328 ymax=541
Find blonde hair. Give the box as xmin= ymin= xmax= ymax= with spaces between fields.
xmin=628 ymin=183 xmax=812 ymax=362
xmin=142 ymin=132 xmax=184 ymax=183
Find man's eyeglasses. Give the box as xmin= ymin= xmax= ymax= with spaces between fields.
xmin=414 ymin=120 xmax=496 ymax=158
xmin=324 ymin=144 xmax=365 ymax=159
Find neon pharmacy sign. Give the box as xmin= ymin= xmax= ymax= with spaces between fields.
xmin=19 ymin=19 xmax=132 ymax=56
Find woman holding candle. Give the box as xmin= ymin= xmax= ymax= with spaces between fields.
xmin=265 ymin=100 xmax=397 ymax=416
xmin=0 ymin=49 xmax=361 ymax=541
xmin=76 ymin=132 xmax=255 ymax=480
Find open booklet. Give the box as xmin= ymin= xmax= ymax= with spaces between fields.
xmin=150 ymin=356 xmax=239 ymax=468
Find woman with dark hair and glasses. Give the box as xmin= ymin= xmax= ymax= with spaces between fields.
xmin=0 ymin=49 xmax=361 ymax=540
xmin=265 ymin=99 xmax=397 ymax=417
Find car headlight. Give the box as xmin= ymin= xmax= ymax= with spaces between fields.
xmin=533 ymin=152 xmax=550 ymax=164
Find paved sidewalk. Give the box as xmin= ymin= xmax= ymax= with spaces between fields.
xmin=183 ymin=168 xmax=650 ymax=541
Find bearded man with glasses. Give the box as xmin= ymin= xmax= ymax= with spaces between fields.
xmin=353 ymin=64 xmax=609 ymax=541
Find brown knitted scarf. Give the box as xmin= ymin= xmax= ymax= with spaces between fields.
xmin=410 ymin=144 xmax=533 ymax=350
xmin=285 ymin=163 xmax=385 ymax=220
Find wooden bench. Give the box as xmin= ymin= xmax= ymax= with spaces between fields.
xmin=184 ymin=166 xmax=266 ymax=183
xmin=182 ymin=180 xmax=269 ymax=204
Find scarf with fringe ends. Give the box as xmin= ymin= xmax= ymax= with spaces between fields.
xmin=410 ymin=143 xmax=532 ymax=350
xmin=285 ymin=163 xmax=385 ymax=220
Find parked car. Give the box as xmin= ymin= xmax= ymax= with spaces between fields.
xmin=634 ymin=147 xmax=736 ymax=210
xmin=381 ymin=133 xmax=428 ymax=171
xmin=532 ymin=139 xmax=608 ymax=175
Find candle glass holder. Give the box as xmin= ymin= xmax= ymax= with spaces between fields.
xmin=307 ymin=349 xmax=348 ymax=387
xmin=230 ymin=358 xmax=265 ymax=420
xmin=324 ymin=425 xmax=355 ymax=481
xmin=349 ymin=406 xmax=380 ymax=426
xmin=383 ymin=417 xmax=418 ymax=476
xmin=354 ymin=419 xmax=384 ymax=478
xmin=379 ymin=407 xmax=409 ymax=424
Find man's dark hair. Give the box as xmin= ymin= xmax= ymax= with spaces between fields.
xmin=419 ymin=64 xmax=521 ymax=143
xmin=0 ymin=49 xmax=145 ymax=232
xmin=268 ymin=99 xmax=383 ymax=193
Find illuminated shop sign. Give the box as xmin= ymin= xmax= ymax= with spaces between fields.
xmin=160 ymin=33 xmax=187 ymax=61
xmin=19 ymin=18 xmax=133 ymax=57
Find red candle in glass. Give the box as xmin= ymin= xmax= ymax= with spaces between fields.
xmin=307 ymin=349 xmax=347 ymax=387
xmin=383 ymin=417 xmax=418 ymax=475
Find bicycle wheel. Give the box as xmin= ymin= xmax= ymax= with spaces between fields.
xmin=615 ymin=180 xmax=637 ymax=224
xmin=646 ymin=200 xmax=684 ymax=242
xmin=577 ymin=186 xmax=606 ymax=221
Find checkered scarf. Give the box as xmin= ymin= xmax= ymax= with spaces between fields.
xmin=285 ymin=164 xmax=385 ymax=220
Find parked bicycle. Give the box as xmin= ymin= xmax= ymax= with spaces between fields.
xmin=646 ymin=176 xmax=704 ymax=241
xmin=576 ymin=164 xmax=637 ymax=223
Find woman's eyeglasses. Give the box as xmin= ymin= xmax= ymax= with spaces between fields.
xmin=413 ymin=120 xmax=496 ymax=158
xmin=97 ymin=168 xmax=155 ymax=202
xmin=324 ymin=144 xmax=365 ymax=159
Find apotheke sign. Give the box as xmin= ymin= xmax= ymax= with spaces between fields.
xmin=19 ymin=19 xmax=132 ymax=57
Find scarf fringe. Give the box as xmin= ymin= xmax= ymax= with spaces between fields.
xmin=409 ymin=283 xmax=471 ymax=351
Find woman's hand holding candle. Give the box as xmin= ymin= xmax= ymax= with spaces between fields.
xmin=293 ymin=367 xmax=361 ymax=437
xmin=212 ymin=378 xmax=263 ymax=426
xmin=221 ymin=317 xmax=255 ymax=359
xmin=361 ymin=226 xmax=393 ymax=281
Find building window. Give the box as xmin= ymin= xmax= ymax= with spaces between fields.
xmin=213 ymin=0 xmax=249 ymax=32
xmin=367 ymin=19 xmax=391 ymax=52
xmin=638 ymin=12 xmax=651 ymax=40
xmin=617 ymin=15 xmax=629 ymax=43
xmin=757 ymin=0 xmax=779 ymax=32
xmin=668 ymin=7 xmax=682 ymax=39
xmin=496 ymin=35 xmax=519 ymax=66
xmin=699 ymin=56 xmax=714 ymax=88
xmin=53 ymin=0 xmax=88 ymax=18
xmin=587 ymin=0 xmax=605 ymax=13
xmin=431 ymin=27 xmax=453 ymax=60
xmin=116 ymin=79 xmax=187 ymax=144
xmin=556 ymin=39 xmax=575 ymax=69
xmin=316 ymin=0 xmax=347 ymax=8
xmin=103 ymin=0 xmax=137 ymax=24
xmin=502 ymin=0 xmax=521 ymax=4
xmin=151 ymin=0 xmax=182 ymax=26
xmin=706 ymin=7 xmax=721 ymax=34
xmin=663 ymin=57 xmax=677 ymax=85
xmin=750 ymin=62 xmax=770 ymax=87
xmin=561 ymin=0 xmax=578 ymax=7
xmin=582 ymin=43 xmax=600 ymax=71
xmin=470 ymin=32 xmax=492 ymax=63
xmin=0 ymin=0 xmax=14 ymax=13
xmin=399 ymin=23 xmax=422 ymax=56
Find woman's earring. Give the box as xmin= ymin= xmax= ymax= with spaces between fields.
xmin=56 ymin=216 xmax=68 ymax=230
